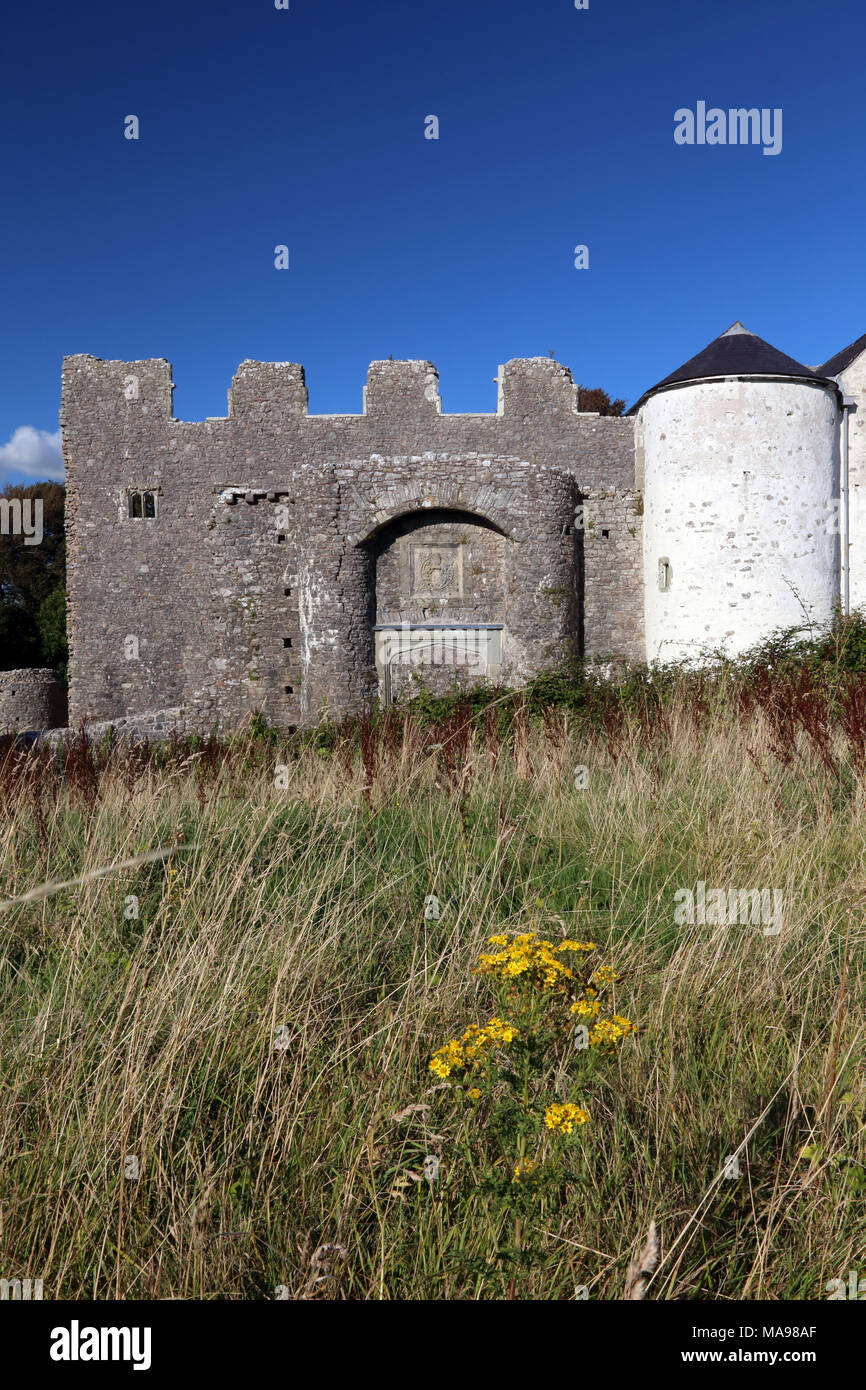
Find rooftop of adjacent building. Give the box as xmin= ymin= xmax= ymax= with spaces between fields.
xmin=817 ymin=330 xmax=866 ymax=379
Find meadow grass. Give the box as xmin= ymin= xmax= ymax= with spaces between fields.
xmin=0 ymin=668 xmax=864 ymax=1300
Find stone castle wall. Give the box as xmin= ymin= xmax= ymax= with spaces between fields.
xmin=60 ymin=355 xmax=641 ymax=730
xmin=582 ymin=488 xmax=644 ymax=659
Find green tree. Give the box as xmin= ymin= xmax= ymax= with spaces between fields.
xmin=37 ymin=585 xmax=69 ymax=680
xmin=576 ymin=385 xmax=626 ymax=416
xmin=0 ymin=481 xmax=66 ymax=673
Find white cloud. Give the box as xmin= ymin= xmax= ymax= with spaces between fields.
xmin=0 ymin=426 xmax=65 ymax=484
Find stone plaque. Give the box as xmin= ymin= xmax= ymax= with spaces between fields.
xmin=409 ymin=543 xmax=463 ymax=601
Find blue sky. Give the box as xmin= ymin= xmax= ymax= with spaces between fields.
xmin=1 ymin=0 xmax=864 ymax=484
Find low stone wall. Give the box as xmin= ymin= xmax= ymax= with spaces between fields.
xmin=39 ymin=706 xmax=189 ymax=748
xmin=0 ymin=669 xmax=67 ymax=731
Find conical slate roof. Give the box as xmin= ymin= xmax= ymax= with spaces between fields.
xmin=630 ymin=322 xmax=828 ymax=413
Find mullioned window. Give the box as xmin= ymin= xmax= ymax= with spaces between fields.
xmin=127 ymin=490 xmax=158 ymax=519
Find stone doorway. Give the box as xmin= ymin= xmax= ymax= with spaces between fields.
xmin=368 ymin=508 xmax=507 ymax=703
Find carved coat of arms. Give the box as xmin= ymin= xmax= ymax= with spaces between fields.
xmin=418 ymin=550 xmax=455 ymax=592
xmin=409 ymin=542 xmax=463 ymax=600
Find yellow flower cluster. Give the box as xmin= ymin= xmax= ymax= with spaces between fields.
xmin=589 ymin=1015 xmax=636 ymax=1046
xmin=544 ymin=1102 xmax=590 ymax=1134
xmin=570 ymin=998 xmax=601 ymax=1018
xmin=477 ymin=932 xmax=597 ymax=990
xmin=512 ymin=1158 xmax=537 ymax=1182
xmin=429 ymin=1016 xmax=519 ymax=1078
xmin=591 ymin=965 xmax=619 ymax=984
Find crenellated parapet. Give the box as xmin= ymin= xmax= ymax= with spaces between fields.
xmin=62 ymin=353 xmax=623 ymax=427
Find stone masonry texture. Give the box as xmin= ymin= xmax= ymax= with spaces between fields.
xmin=0 ymin=669 xmax=68 ymax=732
xmin=60 ymin=355 xmax=643 ymax=732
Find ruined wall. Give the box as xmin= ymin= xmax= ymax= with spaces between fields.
xmin=61 ymin=357 xmax=199 ymax=723
xmin=582 ymin=488 xmax=645 ymax=660
xmin=0 ymin=669 xmax=67 ymax=731
xmin=61 ymin=355 xmax=640 ymax=729
xmin=373 ymin=510 xmax=507 ymax=627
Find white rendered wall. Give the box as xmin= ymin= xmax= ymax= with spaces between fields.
xmin=833 ymin=352 xmax=866 ymax=613
xmin=640 ymin=378 xmax=840 ymax=663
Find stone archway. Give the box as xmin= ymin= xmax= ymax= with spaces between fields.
xmin=343 ymin=475 xmax=528 ymax=548
xmin=293 ymin=460 xmax=578 ymax=722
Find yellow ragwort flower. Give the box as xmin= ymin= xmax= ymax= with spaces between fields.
xmin=544 ymin=1102 xmax=590 ymax=1134
xmin=512 ymin=1158 xmax=537 ymax=1182
xmin=591 ymin=965 xmax=620 ymax=984
xmin=611 ymin=1014 xmax=636 ymax=1032
xmin=570 ymin=998 xmax=601 ymax=1017
xmin=589 ymin=1015 xmax=635 ymax=1047
xmin=477 ymin=932 xmax=584 ymax=991
xmin=428 ymin=1017 xmax=518 ymax=1076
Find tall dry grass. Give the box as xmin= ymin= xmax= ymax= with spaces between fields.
xmin=0 ymin=679 xmax=863 ymax=1299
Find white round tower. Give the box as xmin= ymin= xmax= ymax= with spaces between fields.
xmin=635 ymin=323 xmax=841 ymax=663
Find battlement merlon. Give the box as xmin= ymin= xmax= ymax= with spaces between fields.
xmin=60 ymin=355 xmax=618 ymax=425
xmin=230 ymin=357 xmax=590 ymax=419
xmin=60 ymin=355 xmax=174 ymax=424
xmin=229 ymin=361 xmax=309 ymax=418
xmin=498 ymin=358 xmax=583 ymax=416
xmin=363 ymin=360 xmax=442 ymax=416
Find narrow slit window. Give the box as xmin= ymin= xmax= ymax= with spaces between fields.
xmin=658 ymin=557 xmax=672 ymax=592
